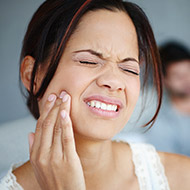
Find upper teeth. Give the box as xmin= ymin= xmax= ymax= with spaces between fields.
xmin=87 ymin=100 xmax=118 ymax=111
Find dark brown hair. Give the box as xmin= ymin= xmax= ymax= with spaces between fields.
xmin=159 ymin=41 xmax=190 ymax=76
xmin=19 ymin=0 xmax=162 ymax=128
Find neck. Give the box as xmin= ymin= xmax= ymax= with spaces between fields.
xmin=74 ymin=134 xmax=117 ymax=189
xmin=74 ymin=134 xmax=114 ymax=174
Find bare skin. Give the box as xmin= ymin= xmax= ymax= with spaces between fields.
xmin=14 ymin=10 xmax=190 ymax=190
xmin=14 ymin=96 xmax=139 ymax=190
xmin=159 ymin=152 xmax=190 ymax=190
xmin=13 ymin=135 xmax=190 ymax=190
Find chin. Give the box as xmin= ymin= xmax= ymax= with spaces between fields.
xmin=70 ymin=104 xmax=130 ymax=141
xmin=74 ymin=130 xmax=118 ymax=141
xmin=72 ymin=119 xmax=125 ymax=142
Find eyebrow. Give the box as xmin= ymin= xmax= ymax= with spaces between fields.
xmin=73 ymin=49 xmax=139 ymax=64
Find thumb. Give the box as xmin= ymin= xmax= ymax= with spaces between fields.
xmin=28 ymin=132 xmax=35 ymax=153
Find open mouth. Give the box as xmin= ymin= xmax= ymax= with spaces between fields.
xmin=83 ymin=95 xmax=123 ymax=118
xmin=87 ymin=100 xmax=119 ymax=112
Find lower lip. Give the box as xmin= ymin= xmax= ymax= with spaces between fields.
xmin=86 ymin=104 xmax=120 ymax=118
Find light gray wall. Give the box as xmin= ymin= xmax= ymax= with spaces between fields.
xmin=0 ymin=0 xmax=190 ymax=125
xmin=131 ymin=0 xmax=190 ymax=47
xmin=0 ymin=0 xmax=44 ymax=124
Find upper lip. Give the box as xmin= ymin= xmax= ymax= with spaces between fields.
xmin=84 ymin=95 xmax=124 ymax=109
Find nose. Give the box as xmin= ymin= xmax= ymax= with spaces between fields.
xmin=96 ymin=69 xmax=125 ymax=92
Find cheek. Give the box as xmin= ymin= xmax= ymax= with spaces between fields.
xmin=63 ymin=69 xmax=94 ymax=101
xmin=37 ymin=71 xmax=77 ymax=115
xmin=166 ymin=77 xmax=181 ymax=89
xmin=125 ymin=78 xmax=140 ymax=121
xmin=126 ymin=77 xmax=140 ymax=102
xmin=122 ymin=77 xmax=140 ymax=118
xmin=38 ymin=66 xmax=95 ymax=115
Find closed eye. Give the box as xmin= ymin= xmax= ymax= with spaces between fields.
xmin=122 ymin=69 xmax=139 ymax=76
xmin=79 ymin=61 xmax=98 ymax=65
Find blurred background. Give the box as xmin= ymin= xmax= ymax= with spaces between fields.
xmin=0 ymin=0 xmax=44 ymax=124
xmin=0 ymin=0 xmax=190 ymax=125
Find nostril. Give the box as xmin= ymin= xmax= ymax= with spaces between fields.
xmin=96 ymin=73 xmax=125 ymax=91
xmin=117 ymin=87 xmax=123 ymax=91
xmin=103 ymin=84 xmax=123 ymax=91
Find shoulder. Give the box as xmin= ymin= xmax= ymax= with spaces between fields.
xmin=158 ymin=151 xmax=190 ymax=190
xmin=13 ymin=161 xmax=41 ymax=190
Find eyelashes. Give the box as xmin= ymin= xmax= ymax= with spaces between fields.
xmin=79 ymin=61 xmax=139 ymax=76
xmin=79 ymin=61 xmax=98 ymax=65
xmin=122 ymin=69 xmax=139 ymax=75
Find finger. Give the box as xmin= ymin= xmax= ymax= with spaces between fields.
xmin=52 ymin=92 xmax=71 ymax=156
xmin=60 ymin=110 xmax=76 ymax=159
xmin=28 ymin=132 xmax=35 ymax=153
xmin=31 ymin=94 xmax=57 ymax=154
xmin=40 ymin=98 xmax=63 ymax=151
xmin=41 ymin=94 xmax=57 ymax=119
xmin=58 ymin=94 xmax=77 ymax=159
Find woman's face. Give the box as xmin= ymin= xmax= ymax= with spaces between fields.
xmin=38 ymin=10 xmax=140 ymax=140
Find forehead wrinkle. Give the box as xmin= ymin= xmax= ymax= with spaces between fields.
xmin=91 ymin=41 xmax=128 ymax=62
xmin=66 ymin=10 xmax=139 ymax=62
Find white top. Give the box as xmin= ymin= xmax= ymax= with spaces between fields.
xmin=130 ymin=143 xmax=170 ymax=190
xmin=0 ymin=143 xmax=170 ymax=190
xmin=0 ymin=163 xmax=24 ymax=190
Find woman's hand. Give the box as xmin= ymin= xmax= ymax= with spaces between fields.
xmin=28 ymin=91 xmax=86 ymax=190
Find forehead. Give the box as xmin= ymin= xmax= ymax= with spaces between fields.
xmin=166 ymin=60 xmax=190 ymax=75
xmin=167 ymin=60 xmax=190 ymax=70
xmin=66 ymin=9 xmax=139 ymax=60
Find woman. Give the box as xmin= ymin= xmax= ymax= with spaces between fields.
xmin=1 ymin=0 xmax=190 ymax=189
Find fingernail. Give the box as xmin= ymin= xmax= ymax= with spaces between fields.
xmin=48 ymin=94 xmax=56 ymax=102
xmin=61 ymin=110 xmax=66 ymax=119
xmin=59 ymin=91 xmax=66 ymax=99
xmin=62 ymin=94 xmax=69 ymax=102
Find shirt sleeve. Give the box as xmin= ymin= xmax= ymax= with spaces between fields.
xmin=0 ymin=163 xmax=24 ymax=190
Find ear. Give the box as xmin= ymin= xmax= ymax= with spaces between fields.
xmin=20 ymin=56 xmax=36 ymax=92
